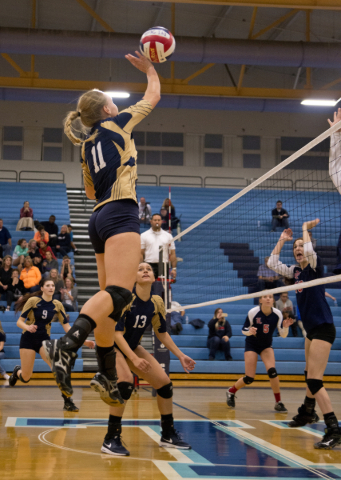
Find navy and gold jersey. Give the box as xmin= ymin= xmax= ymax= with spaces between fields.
xmin=0 ymin=320 xmax=6 ymax=343
xmin=242 ymin=306 xmax=286 ymax=349
xmin=81 ymin=100 xmax=153 ymax=211
xmin=115 ymin=293 xmax=167 ymax=351
xmin=20 ymin=297 xmax=68 ymax=337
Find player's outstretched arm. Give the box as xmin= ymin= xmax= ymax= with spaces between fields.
xmin=125 ymin=51 xmax=161 ymax=108
xmin=115 ymin=331 xmax=151 ymax=373
xmin=155 ymin=331 xmax=196 ymax=373
xmin=328 ymin=109 xmax=341 ymax=194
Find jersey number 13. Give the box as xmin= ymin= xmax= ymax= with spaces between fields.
xmin=133 ymin=315 xmax=147 ymax=329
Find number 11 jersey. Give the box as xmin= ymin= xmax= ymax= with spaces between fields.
xmin=115 ymin=292 xmax=167 ymax=351
xmin=81 ymin=100 xmax=153 ymax=211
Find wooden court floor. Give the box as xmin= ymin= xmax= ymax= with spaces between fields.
xmin=1 ymin=380 xmax=340 ymax=480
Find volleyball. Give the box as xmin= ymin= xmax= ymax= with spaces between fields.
xmin=139 ymin=26 xmax=176 ymax=63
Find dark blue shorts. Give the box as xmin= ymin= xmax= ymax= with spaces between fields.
xmin=20 ymin=332 xmax=50 ymax=354
xmin=88 ymin=199 xmax=140 ymax=254
xmin=245 ymin=342 xmax=272 ymax=356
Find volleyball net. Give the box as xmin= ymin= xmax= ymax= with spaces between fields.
xmin=167 ymin=121 xmax=341 ymax=312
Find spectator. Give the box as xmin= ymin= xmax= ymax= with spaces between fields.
xmin=60 ymin=277 xmax=78 ymax=312
xmin=12 ymin=239 xmax=29 ymax=271
xmin=32 ymin=255 xmax=43 ymax=272
xmin=0 ymin=256 xmax=14 ymax=311
xmin=67 ymin=225 xmax=80 ymax=255
xmin=49 ymin=268 xmax=64 ymax=301
xmin=34 ymin=224 xmax=49 ymax=245
xmin=8 ymin=270 xmax=25 ymax=303
xmin=42 ymin=250 xmax=59 ymax=278
xmin=60 ymin=255 xmax=74 ymax=281
xmin=39 ymin=241 xmax=56 ymax=260
xmin=0 ymin=322 xmax=9 ymax=380
xmin=140 ymin=214 xmax=177 ymax=281
xmin=207 ymin=308 xmax=233 ymax=361
xmin=257 ymin=256 xmax=283 ymax=291
xmin=160 ymin=207 xmax=169 ymax=231
xmin=27 ymin=239 xmax=40 ymax=260
xmin=16 ymin=201 xmax=34 ymax=231
xmin=162 ymin=198 xmax=179 ymax=230
xmin=40 ymin=215 xmax=58 ymax=247
xmin=138 ymin=197 xmax=152 ymax=224
xmin=170 ymin=300 xmax=185 ymax=335
xmin=55 ymin=225 xmax=71 ymax=257
xmin=0 ymin=219 xmax=12 ymax=257
xmin=271 ymin=201 xmax=289 ymax=232
xmin=276 ymin=292 xmax=297 ymax=337
xmin=308 ymin=231 xmax=317 ymax=249
xmin=20 ymin=257 xmax=41 ymax=293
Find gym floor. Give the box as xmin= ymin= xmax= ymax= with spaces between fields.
xmin=1 ymin=381 xmax=340 ymax=480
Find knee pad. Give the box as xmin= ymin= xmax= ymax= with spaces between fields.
xmin=307 ymin=378 xmax=323 ymax=395
xmin=19 ymin=374 xmax=30 ymax=383
xmin=118 ymin=381 xmax=134 ymax=401
xmin=267 ymin=368 xmax=278 ymax=379
xmin=243 ymin=375 xmax=254 ymax=385
xmin=106 ymin=286 xmax=132 ymax=322
xmin=157 ymin=382 xmax=173 ymax=399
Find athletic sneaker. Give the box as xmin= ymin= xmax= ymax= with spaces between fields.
xmin=274 ymin=402 xmax=288 ymax=413
xmin=101 ymin=436 xmax=130 ymax=456
xmin=314 ymin=426 xmax=341 ymax=450
xmin=63 ymin=398 xmax=79 ymax=412
xmin=288 ymin=405 xmax=320 ymax=427
xmin=43 ymin=339 xmax=77 ymax=397
xmin=226 ymin=390 xmax=236 ymax=408
xmin=159 ymin=429 xmax=191 ymax=449
xmin=90 ymin=372 xmax=124 ymax=406
xmin=9 ymin=365 xmax=21 ymax=387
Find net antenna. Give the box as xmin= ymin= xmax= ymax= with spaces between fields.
xmin=168 ymin=120 xmax=341 ymax=312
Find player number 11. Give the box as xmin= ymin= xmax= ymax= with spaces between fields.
xmin=91 ymin=142 xmax=107 ymax=173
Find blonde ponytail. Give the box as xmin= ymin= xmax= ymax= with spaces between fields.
xmin=63 ymin=89 xmax=109 ymax=147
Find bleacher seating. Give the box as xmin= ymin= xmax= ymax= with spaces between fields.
xmin=0 ymin=183 xmax=83 ymax=374
xmin=135 ymin=185 xmax=341 ymax=376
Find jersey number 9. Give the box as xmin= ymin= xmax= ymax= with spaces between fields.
xmin=91 ymin=142 xmax=107 ymax=173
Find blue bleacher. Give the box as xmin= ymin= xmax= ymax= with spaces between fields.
xmin=135 ymin=185 xmax=341 ymax=376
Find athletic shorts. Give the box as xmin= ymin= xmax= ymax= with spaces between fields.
xmin=245 ymin=342 xmax=272 ymax=356
xmin=19 ymin=332 xmax=50 ymax=354
xmin=306 ymin=323 xmax=336 ymax=345
xmin=88 ymin=199 xmax=140 ymax=254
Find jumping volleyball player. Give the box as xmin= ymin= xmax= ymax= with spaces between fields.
xmin=9 ymin=278 xmax=94 ymax=411
xmin=43 ymin=52 xmax=161 ymax=405
xmin=226 ymin=294 xmax=293 ymax=412
xmin=101 ymin=263 xmax=195 ymax=456
xmin=268 ymin=220 xmax=341 ymax=449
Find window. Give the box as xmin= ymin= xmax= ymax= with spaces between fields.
xmin=135 ymin=132 xmax=184 ymax=166
xmin=281 ymin=137 xmax=329 ymax=170
xmin=205 ymin=152 xmax=222 ymax=167
xmin=204 ymin=134 xmax=223 ymax=167
xmin=243 ymin=153 xmax=261 ymax=169
xmin=43 ymin=127 xmax=63 ymax=162
xmin=146 ymin=151 xmax=161 ymax=165
xmin=205 ymin=134 xmax=222 ymax=149
xmin=2 ymin=126 xmax=23 ymax=160
xmin=243 ymin=136 xmax=260 ymax=150
xmin=162 ymin=151 xmax=184 ymax=166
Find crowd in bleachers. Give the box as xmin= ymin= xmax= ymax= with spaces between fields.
xmin=139 ymin=196 xmax=180 ymax=231
xmin=0 ymin=210 xmax=79 ymax=313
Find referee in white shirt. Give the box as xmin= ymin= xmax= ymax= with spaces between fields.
xmin=140 ymin=214 xmax=177 ymax=280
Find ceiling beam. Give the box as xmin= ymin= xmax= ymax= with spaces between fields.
xmin=131 ymin=0 xmax=341 ymax=10
xmin=0 ymin=75 xmax=339 ymax=101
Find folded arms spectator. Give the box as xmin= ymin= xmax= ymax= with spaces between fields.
xmin=16 ymin=201 xmax=34 ymax=231
xmin=271 ymin=201 xmax=289 ymax=232
xmin=0 ymin=219 xmax=12 ymax=257
xmin=207 ymin=308 xmax=233 ymax=361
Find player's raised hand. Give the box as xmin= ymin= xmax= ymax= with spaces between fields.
xmin=125 ymin=51 xmax=154 ymax=73
xmin=328 ymin=108 xmax=341 ymax=132
xmin=180 ymin=355 xmax=196 ymax=373
xmin=303 ymin=218 xmax=320 ymax=230
xmin=132 ymin=356 xmax=151 ymax=373
xmin=279 ymin=228 xmax=293 ymax=242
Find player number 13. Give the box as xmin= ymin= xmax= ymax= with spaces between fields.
xmin=133 ymin=315 xmax=147 ymax=328
xmin=91 ymin=142 xmax=107 ymax=173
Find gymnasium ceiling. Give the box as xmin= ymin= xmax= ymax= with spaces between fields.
xmin=1 ymin=0 xmax=341 ymax=105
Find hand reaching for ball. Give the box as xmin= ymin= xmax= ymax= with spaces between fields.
xmin=125 ymin=51 xmax=154 ymax=73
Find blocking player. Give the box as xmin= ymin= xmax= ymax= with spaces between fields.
xmin=226 ymin=294 xmax=292 ymax=413
xmin=43 ymin=51 xmax=161 ymax=405
xmin=101 ymin=262 xmax=195 ymax=456
xmin=268 ymin=220 xmax=341 ymax=449
xmin=9 ymin=278 xmax=94 ymax=411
